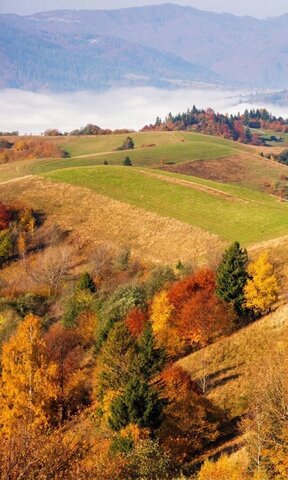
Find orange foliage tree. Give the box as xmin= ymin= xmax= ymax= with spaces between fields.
xmin=150 ymin=290 xmax=183 ymax=356
xmin=167 ymin=269 xmax=234 ymax=350
xmin=0 ymin=202 xmax=11 ymax=230
xmin=158 ymin=365 xmax=220 ymax=463
xmin=125 ymin=308 xmax=148 ymax=338
xmin=45 ymin=323 xmax=91 ymax=422
xmin=0 ymin=314 xmax=58 ymax=433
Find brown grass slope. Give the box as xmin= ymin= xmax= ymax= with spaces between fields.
xmin=179 ymin=304 xmax=288 ymax=419
xmin=0 ymin=176 xmax=225 ymax=266
xmin=161 ymin=151 xmax=288 ymax=192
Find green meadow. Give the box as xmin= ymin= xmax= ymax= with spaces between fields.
xmin=43 ymin=166 xmax=288 ymax=245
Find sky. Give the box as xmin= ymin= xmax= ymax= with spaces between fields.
xmin=0 ymin=0 xmax=287 ymax=18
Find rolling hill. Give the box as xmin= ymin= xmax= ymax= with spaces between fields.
xmin=1 ymin=130 xmax=288 ymax=252
xmin=2 ymin=129 xmax=288 ymax=475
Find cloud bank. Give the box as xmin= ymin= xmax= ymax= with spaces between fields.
xmin=0 ymin=87 xmax=287 ymax=135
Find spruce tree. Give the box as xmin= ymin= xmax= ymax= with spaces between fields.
xmin=98 ymin=322 xmax=136 ymax=394
xmin=136 ymin=322 xmax=166 ymax=381
xmin=76 ymin=272 xmax=96 ymax=293
xmin=216 ymin=241 xmax=248 ymax=315
xmin=123 ymin=156 xmax=132 ymax=166
xmin=109 ymin=376 xmax=165 ymax=431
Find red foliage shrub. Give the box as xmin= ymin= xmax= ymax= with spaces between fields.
xmin=0 ymin=202 xmax=11 ymax=230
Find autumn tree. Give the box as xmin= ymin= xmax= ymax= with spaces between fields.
xmin=0 ymin=229 xmax=12 ymax=265
xmin=158 ymin=365 xmax=220 ymax=463
xmin=0 ymin=314 xmax=58 ymax=432
xmin=124 ymin=439 xmax=171 ymax=479
xmin=0 ymin=202 xmax=11 ymax=230
xmin=177 ymin=270 xmax=234 ymax=348
xmin=28 ymin=245 xmax=74 ymax=294
xmin=150 ymin=290 xmax=181 ymax=356
xmin=244 ymin=252 xmax=279 ymax=316
xmin=180 ymin=288 xmax=233 ymax=347
xmin=150 ymin=290 xmax=174 ymax=335
xmin=91 ymin=242 xmax=113 ymax=281
xmin=216 ymin=242 xmax=248 ymax=315
xmin=197 ymin=452 xmax=250 ymax=480
xmin=45 ymin=323 xmax=90 ymax=422
xmin=18 ymin=208 xmax=36 ymax=234
xmin=125 ymin=307 xmax=148 ymax=338
xmin=17 ymin=232 xmax=26 ymax=259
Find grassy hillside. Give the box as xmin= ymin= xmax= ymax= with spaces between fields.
xmin=0 ymin=176 xmax=224 ymax=266
xmin=0 ymin=131 xmax=249 ymax=182
xmin=43 ymin=166 xmax=288 ymax=245
xmin=179 ymin=303 xmax=288 ymax=418
xmin=58 ymin=131 xmax=246 ymax=161
xmin=161 ymin=152 xmax=288 ymax=191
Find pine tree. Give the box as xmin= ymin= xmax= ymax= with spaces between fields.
xmin=97 ymin=322 xmax=137 ymax=394
xmin=216 ymin=242 xmax=248 ymax=315
xmin=108 ymin=376 xmax=164 ymax=431
xmin=76 ymin=272 xmax=96 ymax=293
xmin=123 ymin=156 xmax=133 ymax=166
xmin=136 ymin=322 xmax=166 ymax=381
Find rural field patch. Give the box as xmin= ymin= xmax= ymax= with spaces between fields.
xmin=43 ymin=166 xmax=288 ymax=245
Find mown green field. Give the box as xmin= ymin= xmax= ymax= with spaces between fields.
xmin=0 ymin=131 xmax=250 ymax=182
xmin=43 ymin=166 xmax=288 ymax=245
xmin=2 ymin=131 xmax=288 ymax=248
xmin=59 ymin=131 xmax=248 ymax=158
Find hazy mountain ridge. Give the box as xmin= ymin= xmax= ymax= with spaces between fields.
xmin=1 ymin=3 xmax=288 ymax=91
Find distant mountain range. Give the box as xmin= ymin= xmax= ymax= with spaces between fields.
xmin=1 ymin=3 xmax=288 ymax=92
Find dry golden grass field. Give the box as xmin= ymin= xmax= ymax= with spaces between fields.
xmin=0 ymin=176 xmax=225 ymax=266
xmin=179 ymin=303 xmax=288 ymax=418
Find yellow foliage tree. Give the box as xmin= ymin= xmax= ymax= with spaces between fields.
xmin=244 ymin=252 xmax=279 ymax=315
xmin=197 ymin=452 xmax=250 ymax=480
xmin=150 ymin=290 xmax=182 ymax=355
xmin=75 ymin=310 xmax=98 ymax=346
xmin=0 ymin=314 xmax=58 ymax=433
xmin=17 ymin=233 xmax=26 ymax=259
xmin=150 ymin=290 xmax=174 ymax=335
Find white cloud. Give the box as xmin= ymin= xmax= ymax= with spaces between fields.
xmin=0 ymin=87 xmax=287 ymax=135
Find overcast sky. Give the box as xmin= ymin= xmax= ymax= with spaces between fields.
xmin=0 ymin=0 xmax=287 ymax=18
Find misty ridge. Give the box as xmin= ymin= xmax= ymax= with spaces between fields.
xmin=1 ymin=3 xmax=288 ymax=92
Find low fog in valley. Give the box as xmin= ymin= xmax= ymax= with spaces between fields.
xmin=1 ymin=87 xmax=287 ymax=134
